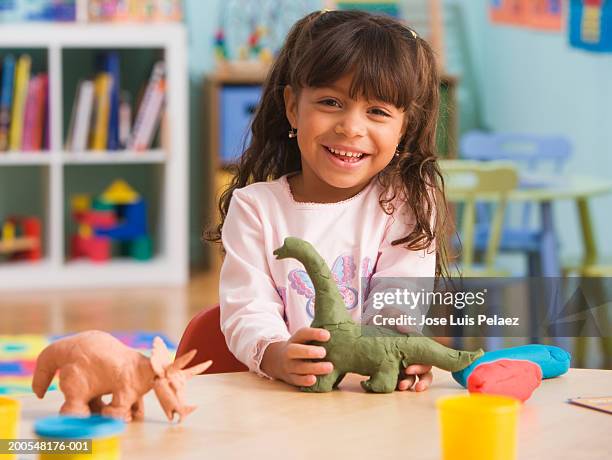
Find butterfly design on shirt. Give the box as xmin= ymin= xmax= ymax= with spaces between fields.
xmin=288 ymin=254 xmax=359 ymax=319
xmin=361 ymin=256 xmax=375 ymax=299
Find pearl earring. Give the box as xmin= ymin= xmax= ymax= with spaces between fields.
xmin=288 ymin=127 xmax=297 ymax=138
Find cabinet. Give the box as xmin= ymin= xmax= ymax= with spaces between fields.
xmin=0 ymin=24 xmax=188 ymax=289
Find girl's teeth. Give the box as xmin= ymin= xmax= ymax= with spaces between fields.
xmin=326 ymin=146 xmax=364 ymax=163
xmin=328 ymin=147 xmax=364 ymax=158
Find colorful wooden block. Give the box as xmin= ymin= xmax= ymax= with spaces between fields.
xmin=71 ymin=194 xmax=91 ymax=213
xmin=85 ymin=210 xmax=117 ymax=229
xmin=0 ymin=217 xmax=42 ymax=260
xmin=101 ymin=179 xmax=140 ymax=204
xmin=70 ymin=180 xmax=152 ymax=262
xmin=95 ymin=200 xmax=147 ymax=241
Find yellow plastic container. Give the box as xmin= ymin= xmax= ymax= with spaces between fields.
xmin=35 ymin=415 xmax=124 ymax=460
xmin=437 ymin=393 xmax=521 ymax=460
xmin=0 ymin=397 xmax=20 ymax=460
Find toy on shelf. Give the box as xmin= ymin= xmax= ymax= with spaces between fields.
xmin=273 ymin=237 xmax=484 ymax=393
xmin=0 ymin=216 xmax=42 ymax=262
xmin=32 ymin=330 xmax=212 ymax=423
xmin=70 ymin=180 xmax=153 ymax=262
xmin=452 ymin=344 xmax=571 ymax=402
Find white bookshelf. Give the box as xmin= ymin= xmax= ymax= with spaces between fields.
xmin=0 ymin=24 xmax=188 ymax=289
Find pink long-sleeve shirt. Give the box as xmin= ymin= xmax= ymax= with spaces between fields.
xmin=219 ymin=173 xmax=436 ymax=377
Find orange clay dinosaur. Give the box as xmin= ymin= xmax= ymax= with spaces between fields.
xmin=32 ymin=330 xmax=211 ymax=423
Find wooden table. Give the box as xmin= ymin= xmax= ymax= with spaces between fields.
xmin=15 ymin=369 xmax=612 ymax=459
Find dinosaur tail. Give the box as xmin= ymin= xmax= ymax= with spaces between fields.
xmin=31 ymin=343 xmax=59 ymax=399
xmin=400 ymin=337 xmax=484 ymax=373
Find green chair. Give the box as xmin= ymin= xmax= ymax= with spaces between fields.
xmin=440 ymin=160 xmax=519 ymax=277
xmin=440 ymin=160 xmax=519 ymax=351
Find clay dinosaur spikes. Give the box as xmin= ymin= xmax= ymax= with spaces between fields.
xmin=273 ymin=237 xmax=352 ymax=326
xmin=167 ymin=349 xmax=213 ymax=376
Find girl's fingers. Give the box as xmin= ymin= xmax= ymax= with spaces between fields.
xmin=397 ymin=375 xmax=416 ymax=391
xmin=290 ymin=374 xmax=317 ymax=387
xmin=414 ymin=371 xmax=433 ymax=392
xmin=404 ymin=364 xmax=432 ymax=375
xmin=291 ymin=327 xmax=330 ymax=344
xmin=289 ymin=360 xmax=334 ymax=375
xmin=286 ymin=343 xmax=327 ymax=360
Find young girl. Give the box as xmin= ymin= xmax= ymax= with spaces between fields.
xmin=206 ymin=10 xmax=451 ymax=392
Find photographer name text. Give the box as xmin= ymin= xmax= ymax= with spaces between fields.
xmin=371 ymin=314 xmax=520 ymax=327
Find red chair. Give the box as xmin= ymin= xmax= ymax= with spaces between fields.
xmin=176 ymin=305 xmax=248 ymax=374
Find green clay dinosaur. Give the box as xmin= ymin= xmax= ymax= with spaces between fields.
xmin=273 ymin=237 xmax=484 ymax=393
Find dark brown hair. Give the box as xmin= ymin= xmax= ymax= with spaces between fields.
xmin=204 ymin=9 xmax=454 ymax=278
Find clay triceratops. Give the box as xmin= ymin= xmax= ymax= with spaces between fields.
xmin=32 ymin=330 xmax=211 ymax=422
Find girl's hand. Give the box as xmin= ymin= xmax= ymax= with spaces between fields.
xmin=260 ymin=327 xmax=333 ymax=387
xmin=397 ymin=364 xmax=433 ymax=391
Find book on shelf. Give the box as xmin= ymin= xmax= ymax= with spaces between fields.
xmin=22 ymin=75 xmax=40 ymax=151
xmin=66 ymin=57 xmax=165 ymax=154
xmin=9 ymin=54 xmax=31 ymax=151
xmin=0 ymin=53 xmax=49 ymax=153
xmin=67 ymin=51 xmax=123 ymax=152
xmin=32 ymin=73 xmax=48 ymax=151
xmin=0 ymin=54 xmax=15 ymax=152
xmin=21 ymin=73 xmax=48 ymax=151
xmin=43 ymin=77 xmax=50 ymax=150
xmin=119 ymin=90 xmax=132 ymax=148
xmin=159 ymin=107 xmax=169 ymax=152
xmin=102 ymin=52 xmax=121 ymax=150
xmin=127 ymin=60 xmax=165 ymax=152
xmin=89 ymin=72 xmax=112 ymax=150
xmin=66 ymin=79 xmax=94 ymax=152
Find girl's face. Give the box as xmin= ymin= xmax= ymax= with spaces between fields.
xmin=284 ymin=73 xmax=405 ymax=202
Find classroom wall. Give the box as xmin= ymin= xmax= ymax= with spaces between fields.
xmin=183 ymin=0 xmax=220 ymax=266
xmin=458 ymin=0 xmax=612 ymax=261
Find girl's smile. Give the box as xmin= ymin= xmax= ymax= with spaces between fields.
xmin=322 ymin=144 xmax=369 ymax=168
